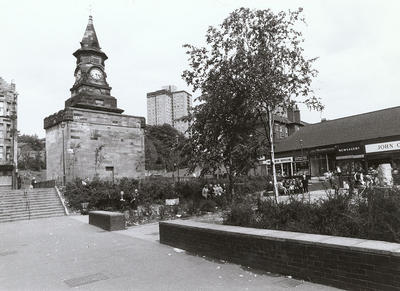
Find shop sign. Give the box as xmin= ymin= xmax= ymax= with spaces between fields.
xmin=336 ymin=154 xmax=364 ymax=160
xmin=294 ymin=156 xmax=308 ymax=162
xmin=336 ymin=143 xmax=364 ymax=156
xmin=309 ymin=147 xmax=336 ymax=154
xmin=262 ymin=157 xmax=293 ymax=165
xmin=365 ymin=140 xmax=400 ymax=153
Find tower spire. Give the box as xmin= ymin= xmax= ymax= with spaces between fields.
xmin=80 ymin=15 xmax=100 ymax=49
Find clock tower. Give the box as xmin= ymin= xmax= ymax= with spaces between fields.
xmin=44 ymin=16 xmax=145 ymax=184
xmin=66 ymin=16 xmax=123 ymax=113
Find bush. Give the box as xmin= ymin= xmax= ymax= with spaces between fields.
xmin=225 ymin=202 xmax=254 ymax=226
xmin=224 ymin=187 xmax=400 ymax=243
xmin=199 ymin=199 xmax=218 ymax=212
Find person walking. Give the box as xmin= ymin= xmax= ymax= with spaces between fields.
xmin=302 ymin=174 xmax=309 ymax=193
xmin=130 ymin=189 xmax=139 ymax=209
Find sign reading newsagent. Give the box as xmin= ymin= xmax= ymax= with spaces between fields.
xmin=365 ymin=140 xmax=400 ymax=153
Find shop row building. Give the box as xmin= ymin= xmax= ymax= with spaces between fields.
xmin=259 ymin=106 xmax=400 ymax=182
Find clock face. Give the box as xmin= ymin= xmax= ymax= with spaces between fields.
xmin=90 ymin=68 xmax=103 ymax=80
xmin=75 ymin=70 xmax=82 ymax=81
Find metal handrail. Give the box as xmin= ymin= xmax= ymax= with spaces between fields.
xmin=23 ymin=189 xmax=31 ymax=220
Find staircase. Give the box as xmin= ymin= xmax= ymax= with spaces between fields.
xmin=0 ymin=188 xmax=66 ymax=223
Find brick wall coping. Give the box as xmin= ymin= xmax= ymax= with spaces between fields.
xmin=89 ymin=210 xmax=124 ymax=217
xmin=161 ymin=220 xmax=400 ymax=257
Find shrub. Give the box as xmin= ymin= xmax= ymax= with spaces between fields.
xmin=224 ymin=187 xmax=400 ymax=243
xmin=225 ymin=202 xmax=254 ymax=226
xmin=199 ymin=199 xmax=218 ymax=212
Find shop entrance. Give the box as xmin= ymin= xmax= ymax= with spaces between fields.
xmin=310 ymin=153 xmax=335 ymax=176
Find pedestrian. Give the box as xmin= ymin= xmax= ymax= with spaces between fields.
xmin=30 ymin=177 xmax=36 ymax=189
xmin=201 ymin=185 xmax=209 ymax=199
xmin=130 ymin=189 xmax=139 ymax=209
xmin=302 ymin=174 xmax=309 ymax=193
xmin=17 ymin=175 xmax=21 ymax=189
xmin=208 ymin=183 xmax=214 ymax=198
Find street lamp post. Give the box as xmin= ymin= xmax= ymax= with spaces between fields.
xmin=299 ymin=139 xmax=304 ymax=158
xmin=61 ymin=123 xmax=66 ymax=186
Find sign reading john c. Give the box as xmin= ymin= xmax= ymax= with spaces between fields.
xmin=365 ymin=140 xmax=400 ymax=153
xmin=336 ymin=143 xmax=364 ymax=156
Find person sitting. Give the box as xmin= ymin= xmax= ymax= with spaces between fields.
xmin=288 ymin=179 xmax=295 ymax=195
xmin=201 ymin=185 xmax=209 ymax=199
xmin=277 ymin=181 xmax=287 ymax=195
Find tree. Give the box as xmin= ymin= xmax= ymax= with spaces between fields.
xmin=145 ymin=124 xmax=189 ymax=172
xmin=183 ymin=7 xmax=323 ymax=202
xmin=17 ymin=134 xmax=46 ymax=171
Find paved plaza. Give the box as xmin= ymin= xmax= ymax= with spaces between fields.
xmin=0 ymin=216 xmax=340 ymax=290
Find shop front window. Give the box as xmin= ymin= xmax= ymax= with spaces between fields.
xmin=295 ymin=162 xmax=309 ymax=175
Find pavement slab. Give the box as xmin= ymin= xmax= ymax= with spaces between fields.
xmin=0 ymin=216 xmax=341 ymax=290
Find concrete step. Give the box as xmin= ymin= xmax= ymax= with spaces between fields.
xmin=0 ymin=212 xmax=66 ymax=223
xmin=0 ymin=204 xmax=64 ymax=213
xmin=0 ymin=187 xmax=66 ymax=223
xmin=0 ymin=209 xmax=65 ymax=218
xmin=0 ymin=199 xmax=61 ymax=206
xmin=1 ymin=192 xmax=58 ymax=199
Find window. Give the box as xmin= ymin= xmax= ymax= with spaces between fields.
xmin=0 ymin=101 xmax=3 ymax=115
xmin=6 ymin=146 xmax=10 ymax=161
xmin=0 ymin=146 xmax=3 ymax=160
xmin=6 ymin=124 xmax=10 ymax=138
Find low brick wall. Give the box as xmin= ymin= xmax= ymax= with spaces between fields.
xmin=89 ymin=211 xmax=125 ymax=231
xmin=159 ymin=220 xmax=400 ymax=291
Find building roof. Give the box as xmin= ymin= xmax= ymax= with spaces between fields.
xmin=273 ymin=114 xmax=307 ymax=126
xmin=80 ymin=16 xmax=101 ymax=50
xmin=275 ymin=106 xmax=400 ymax=153
xmin=147 ymin=89 xmax=172 ymax=98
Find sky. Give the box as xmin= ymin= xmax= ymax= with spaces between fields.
xmin=1 ymin=0 xmax=400 ymax=137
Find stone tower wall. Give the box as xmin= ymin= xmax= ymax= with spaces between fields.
xmin=46 ymin=107 xmax=145 ymax=183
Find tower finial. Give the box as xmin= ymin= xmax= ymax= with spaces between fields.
xmin=88 ymin=3 xmax=93 ymax=20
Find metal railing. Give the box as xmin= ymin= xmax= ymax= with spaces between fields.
xmin=23 ymin=189 xmax=31 ymax=220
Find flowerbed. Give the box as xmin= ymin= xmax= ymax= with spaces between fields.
xmin=225 ymin=187 xmax=400 ymax=243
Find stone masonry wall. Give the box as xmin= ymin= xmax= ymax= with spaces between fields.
xmin=46 ymin=107 xmax=145 ymax=182
xmin=159 ymin=220 xmax=400 ymax=291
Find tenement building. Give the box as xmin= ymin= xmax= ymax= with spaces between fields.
xmin=146 ymin=85 xmax=192 ymax=136
xmin=254 ymin=105 xmax=307 ymax=176
xmin=0 ymin=78 xmax=17 ymax=189
xmin=44 ymin=16 xmax=145 ymax=184
xmin=269 ymin=106 xmax=400 ymax=183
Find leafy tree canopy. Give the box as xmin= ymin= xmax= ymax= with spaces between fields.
xmin=145 ymin=124 xmax=189 ymax=171
xmin=182 ymin=7 xmax=323 ymax=200
xmin=18 ymin=134 xmax=44 ymax=151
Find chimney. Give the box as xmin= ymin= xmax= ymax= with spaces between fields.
xmin=294 ymin=106 xmax=300 ymax=123
xmin=287 ymin=107 xmax=294 ymax=122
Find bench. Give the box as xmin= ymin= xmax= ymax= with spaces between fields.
xmin=89 ymin=211 xmax=125 ymax=231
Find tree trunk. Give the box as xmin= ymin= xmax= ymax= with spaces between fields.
xmin=268 ymin=107 xmax=279 ymax=203
xmin=227 ymin=171 xmax=235 ymax=203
